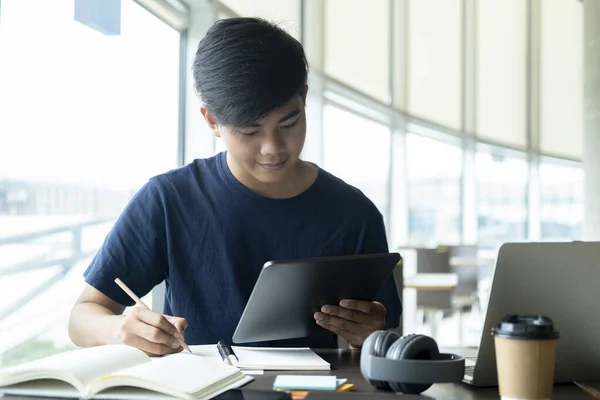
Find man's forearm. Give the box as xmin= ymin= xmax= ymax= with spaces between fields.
xmin=68 ymin=303 xmax=123 ymax=347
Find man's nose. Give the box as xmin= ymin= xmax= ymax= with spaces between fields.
xmin=261 ymin=131 xmax=285 ymax=155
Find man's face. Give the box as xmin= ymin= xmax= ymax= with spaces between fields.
xmin=203 ymin=94 xmax=307 ymax=185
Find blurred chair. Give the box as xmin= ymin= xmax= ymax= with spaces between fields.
xmin=448 ymin=244 xmax=479 ymax=311
xmin=414 ymin=247 xmax=454 ymax=340
xmin=447 ymin=245 xmax=480 ymax=345
xmin=414 ymin=245 xmax=481 ymax=346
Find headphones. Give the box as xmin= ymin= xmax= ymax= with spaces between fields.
xmin=360 ymin=330 xmax=466 ymax=394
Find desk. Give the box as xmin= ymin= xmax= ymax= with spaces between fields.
xmin=1 ymin=349 xmax=592 ymax=400
xmin=247 ymin=350 xmax=592 ymax=399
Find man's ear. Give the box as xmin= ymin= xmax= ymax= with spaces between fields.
xmin=200 ymin=106 xmax=221 ymax=137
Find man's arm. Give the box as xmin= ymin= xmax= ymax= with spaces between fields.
xmin=68 ymin=179 xmax=186 ymax=356
xmin=69 ymin=284 xmax=186 ymax=356
xmin=68 ymin=284 xmax=125 ymax=347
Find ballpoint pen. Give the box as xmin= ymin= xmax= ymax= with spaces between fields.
xmin=217 ymin=340 xmax=239 ymax=366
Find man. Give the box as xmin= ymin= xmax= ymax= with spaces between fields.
xmin=68 ymin=17 xmax=401 ymax=356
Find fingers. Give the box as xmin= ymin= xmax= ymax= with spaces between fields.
xmin=339 ymin=299 xmax=386 ymax=316
xmin=137 ymin=323 xmax=181 ymax=349
xmin=123 ymin=332 xmax=181 ymax=357
xmin=119 ymin=308 xmax=185 ymax=356
xmin=165 ymin=315 xmax=188 ymax=334
xmin=314 ymin=312 xmax=363 ymax=333
xmin=134 ymin=308 xmax=183 ymax=339
xmin=319 ymin=305 xmax=372 ymax=324
xmin=315 ymin=300 xmax=387 ymax=348
xmin=318 ymin=301 xmax=386 ymax=324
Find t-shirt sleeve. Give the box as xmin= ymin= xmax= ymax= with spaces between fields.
xmin=356 ymin=210 xmax=402 ymax=330
xmin=83 ymin=178 xmax=168 ymax=307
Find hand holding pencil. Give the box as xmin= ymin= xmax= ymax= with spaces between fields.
xmin=114 ymin=278 xmax=190 ymax=356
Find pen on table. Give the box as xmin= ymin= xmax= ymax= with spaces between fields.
xmin=114 ymin=278 xmax=191 ymax=353
xmin=217 ymin=340 xmax=239 ymax=366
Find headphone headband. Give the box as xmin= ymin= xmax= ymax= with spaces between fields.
xmin=361 ymin=350 xmax=466 ymax=384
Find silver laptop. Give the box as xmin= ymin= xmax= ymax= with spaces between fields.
xmin=463 ymin=241 xmax=600 ymax=386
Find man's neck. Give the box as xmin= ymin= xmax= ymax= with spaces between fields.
xmin=227 ymin=155 xmax=318 ymax=199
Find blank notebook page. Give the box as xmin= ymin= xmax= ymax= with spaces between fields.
xmin=189 ymin=346 xmax=330 ymax=370
xmin=101 ymin=353 xmax=244 ymax=394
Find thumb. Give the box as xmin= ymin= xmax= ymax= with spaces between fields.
xmin=165 ymin=315 xmax=188 ymax=334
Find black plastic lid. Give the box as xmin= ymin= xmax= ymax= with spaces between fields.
xmin=492 ymin=315 xmax=560 ymax=340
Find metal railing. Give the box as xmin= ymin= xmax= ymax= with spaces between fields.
xmin=0 ymin=217 xmax=115 ymax=323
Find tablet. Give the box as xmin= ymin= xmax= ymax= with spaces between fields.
xmin=232 ymin=252 xmax=402 ymax=344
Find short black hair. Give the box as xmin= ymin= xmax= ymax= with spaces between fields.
xmin=193 ymin=17 xmax=308 ymax=128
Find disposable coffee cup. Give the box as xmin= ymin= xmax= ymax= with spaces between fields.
xmin=492 ymin=315 xmax=559 ymax=400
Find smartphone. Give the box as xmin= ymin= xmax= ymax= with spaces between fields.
xmin=213 ymin=388 xmax=292 ymax=400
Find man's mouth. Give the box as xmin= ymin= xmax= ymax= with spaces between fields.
xmin=258 ymin=160 xmax=287 ymax=170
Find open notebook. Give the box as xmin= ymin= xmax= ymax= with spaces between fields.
xmin=190 ymin=345 xmax=330 ymax=371
xmin=0 ymin=345 xmax=253 ymax=399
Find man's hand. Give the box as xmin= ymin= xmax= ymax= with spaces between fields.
xmin=314 ymin=299 xmax=386 ymax=348
xmin=116 ymin=307 xmax=188 ymax=357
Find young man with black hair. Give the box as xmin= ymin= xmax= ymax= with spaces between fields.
xmin=68 ymin=17 xmax=401 ymax=356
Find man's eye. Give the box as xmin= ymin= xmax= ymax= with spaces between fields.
xmin=237 ymin=130 xmax=258 ymax=136
xmin=281 ymin=119 xmax=299 ymax=129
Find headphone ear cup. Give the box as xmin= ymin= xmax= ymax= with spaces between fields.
xmin=385 ymin=334 xmax=440 ymax=394
xmin=364 ymin=330 xmax=400 ymax=390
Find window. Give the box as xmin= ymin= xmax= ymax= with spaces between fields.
xmin=405 ymin=133 xmax=462 ymax=247
xmin=475 ymin=0 xmax=527 ymax=147
xmin=324 ymin=0 xmax=390 ymax=102
xmin=407 ymin=0 xmax=462 ymax=130
xmin=0 ymin=0 xmax=180 ymax=366
xmin=539 ymin=161 xmax=583 ymax=240
xmin=476 ymin=148 xmax=528 ymax=249
xmin=539 ymin=0 xmax=583 ymax=159
xmin=322 ymin=105 xmax=391 ymax=225
xmin=217 ymin=0 xmax=301 ymax=39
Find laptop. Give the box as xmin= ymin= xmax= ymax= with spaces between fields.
xmin=463 ymin=241 xmax=600 ymax=387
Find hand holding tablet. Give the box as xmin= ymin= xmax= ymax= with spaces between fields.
xmin=232 ymin=252 xmax=401 ymax=344
xmin=315 ymin=299 xmax=386 ymax=348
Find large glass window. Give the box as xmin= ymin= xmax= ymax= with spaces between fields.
xmin=405 ymin=133 xmax=462 ymax=247
xmin=0 ymin=0 xmax=180 ymax=366
xmin=539 ymin=161 xmax=583 ymax=240
xmin=322 ymin=104 xmax=391 ymax=225
xmin=476 ymin=148 xmax=528 ymax=249
xmin=407 ymin=0 xmax=462 ymax=130
xmin=539 ymin=0 xmax=583 ymax=159
xmin=475 ymin=0 xmax=527 ymax=148
xmin=325 ymin=0 xmax=390 ymax=102
xmin=217 ymin=0 xmax=301 ymax=39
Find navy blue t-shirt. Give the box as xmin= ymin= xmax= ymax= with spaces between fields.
xmin=84 ymin=152 xmax=401 ymax=348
